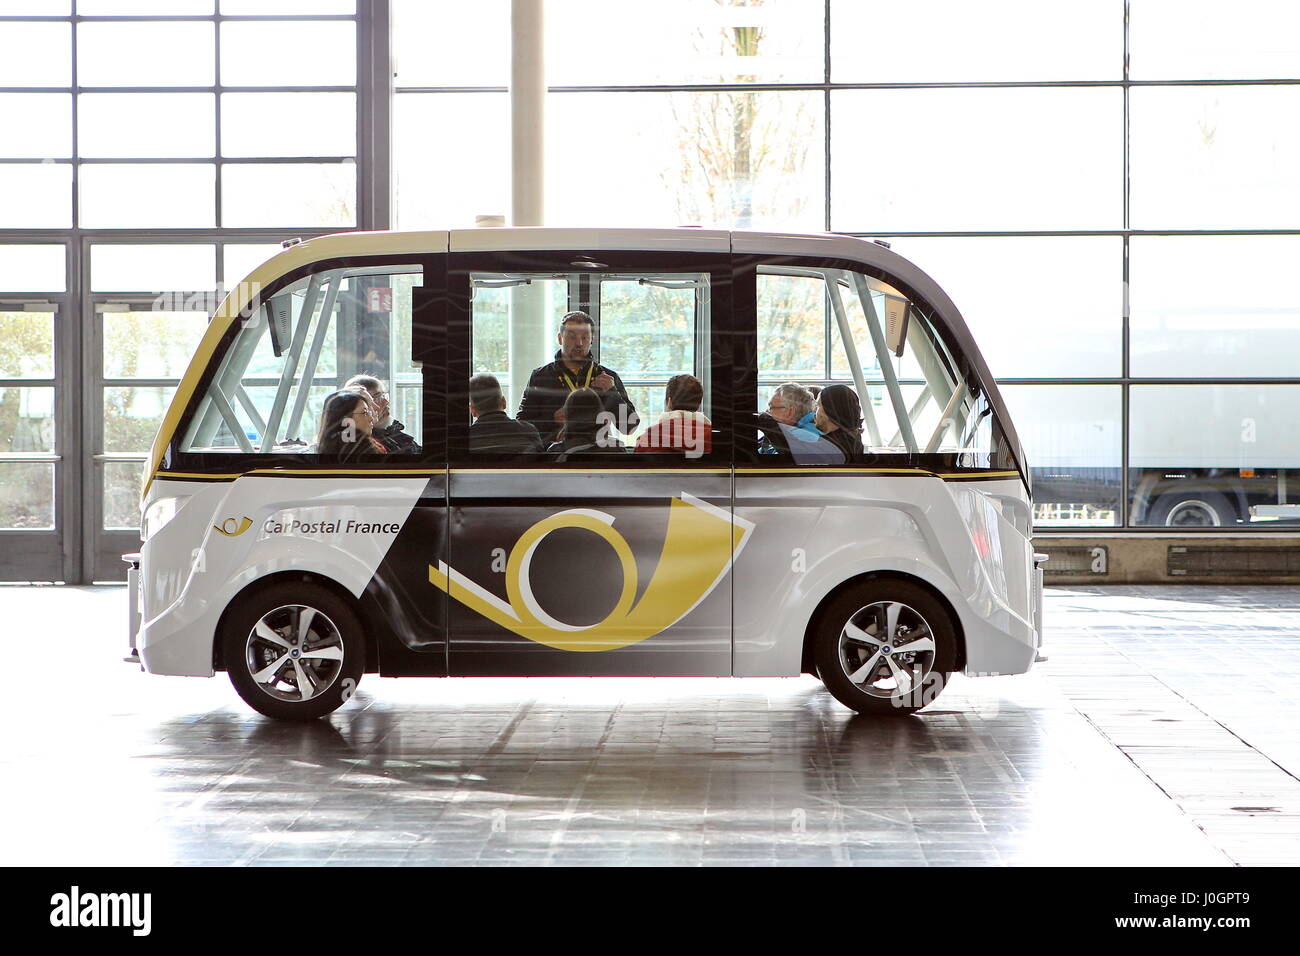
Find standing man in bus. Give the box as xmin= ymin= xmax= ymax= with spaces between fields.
xmin=517 ymin=310 xmax=639 ymax=447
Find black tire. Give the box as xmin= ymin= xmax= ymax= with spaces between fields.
xmin=221 ymin=581 xmax=364 ymax=721
xmin=1149 ymin=491 xmax=1236 ymax=528
xmin=813 ymin=578 xmax=957 ymax=716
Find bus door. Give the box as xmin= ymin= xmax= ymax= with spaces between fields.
xmin=439 ymin=248 xmax=739 ymax=676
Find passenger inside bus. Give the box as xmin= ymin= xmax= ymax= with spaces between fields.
xmin=517 ymin=310 xmax=640 ymax=446
xmin=758 ymin=383 xmax=822 ymax=455
xmin=634 ymin=374 xmax=712 ymax=457
xmin=547 ymin=387 xmax=630 ymax=460
xmin=468 ymin=373 xmax=545 ymax=454
xmin=345 ymin=373 xmax=420 ymax=454
xmin=756 ymin=382 xmax=864 ymax=464
xmin=814 ymin=384 xmax=865 ymax=460
xmin=314 ymin=388 xmax=386 ymax=460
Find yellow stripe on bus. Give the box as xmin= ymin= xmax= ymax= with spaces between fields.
xmin=155 ymin=468 xmax=447 ymax=481
xmin=154 ymin=466 xmax=1021 ymax=483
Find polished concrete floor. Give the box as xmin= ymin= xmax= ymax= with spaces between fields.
xmin=2 ymin=585 xmax=1298 ymax=866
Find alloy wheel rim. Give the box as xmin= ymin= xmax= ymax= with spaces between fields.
xmin=245 ymin=604 xmax=345 ymax=703
xmin=838 ymin=600 xmax=937 ymax=699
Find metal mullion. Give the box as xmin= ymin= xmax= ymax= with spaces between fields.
xmin=95 ymin=293 xmax=211 ymax=306
xmin=0 ymin=379 xmax=58 ymax=387
xmin=72 ymin=227 xmax=343 ymax=238
xmin=357 ymin=0 xmax=392 ymax=231
xmin=75 ymin=86 xmax=356 ymax=93
xmin=16 ymin=14 xmax=351 ymax=19
xmin=1121 ymin=0 xmax=1132 ymax=529
xmin=210 ymin=14 xmax=358 ymax=21
xmin=68 ymin=228 xmax=338 ymax=240
xmin=549 ymin=80 xmax=1129 ymax=93
xmin=823 ymin=0 xmax=831 ymax=232
xmin=393 ymin=86 xmax=507 ymax=94
xmin=102 ymin=380 xmax=183 ymax=390
xmin=992 ymin=378 xmax=1300 ymax=386
xmin=74 ymin=15 xmax=355 ymax=22
xmin=355 ymin=0 xmax=367 ymax=228
xmin=223 ymin=156 xmax=359 ymax=164
xmin=78 ymin=231 xmax=97 ymax=584
xmin=394 ymin=80 xmax=1300 ymax=94
xmin=850 ymin=229 xmax=1300 ymax=237
xmin=75 ymin=156 xmax=357 ymax=164
xmin=70 ymin=3 xmax=79 ymax=230
xmin=64 ymin=4 xmax=84 ymax=583
xmin=72 ymin=15 xmax=222 ymax=22
xmin=215 ymin=12 xmax=223 ymax=229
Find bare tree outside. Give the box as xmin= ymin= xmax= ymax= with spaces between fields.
xmin=653 ymin=0 xmax=826 ymax=394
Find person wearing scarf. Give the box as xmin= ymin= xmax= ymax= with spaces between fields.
xmin=814 ymin=384 xmax=865 ymax=461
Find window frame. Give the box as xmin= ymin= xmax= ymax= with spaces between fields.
xmin=445 ymin=248 xmax=734 ymax=470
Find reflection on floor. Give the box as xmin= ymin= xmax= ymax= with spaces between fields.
xmin=3 ymin=585 xmax=1297 ymax=866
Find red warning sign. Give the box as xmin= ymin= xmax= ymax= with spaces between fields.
xmin=367 ymin=287 xmax=393 ymax=313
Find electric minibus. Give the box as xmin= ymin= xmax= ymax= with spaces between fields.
xmin=127 ymin=227 xmax=1044 ymax=721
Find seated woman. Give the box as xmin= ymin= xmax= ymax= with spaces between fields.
xmin=546 ymin=387 xmax=629 ymax=460
xmin=813 ymin=384 xmax=865 ymax=461
xmin=635 ymin=373 xmax=712 ymax=457
xmin=314 ymin=388 xmax=386 ymax=460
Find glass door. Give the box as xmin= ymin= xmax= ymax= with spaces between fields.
xmin=0 ymin=299 xmax=67 ymax=582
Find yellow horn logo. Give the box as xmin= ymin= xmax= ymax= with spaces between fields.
xmin=430 ymin=493 xmax=753 ymax=652
xmin=213 ymin=516 xmax=253 ymax=537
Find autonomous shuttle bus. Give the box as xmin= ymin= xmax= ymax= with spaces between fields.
xmin=127 ymin=228 xmax=1044 ymax=720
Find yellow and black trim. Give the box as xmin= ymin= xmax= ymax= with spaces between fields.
xmin=152 ymin=465 xmax=1022 ymax=485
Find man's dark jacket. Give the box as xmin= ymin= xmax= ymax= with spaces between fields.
xmin=516 ymin=351 xmax=640 ymax=446
xmin=373 ymin=419 xmax=421 ymax=454
xmin=470 ymin=410 xmax=544 ymax=454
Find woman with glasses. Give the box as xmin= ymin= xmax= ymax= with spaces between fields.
xmin=314 ymin=388 xmax=387 ymax=460
xmin=345 ymin=373 xmax=421 ymax=453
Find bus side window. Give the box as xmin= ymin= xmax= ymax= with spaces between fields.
xmin=180 ymin=265 xmax=424 ymax=455
xmin=756 ymin=265 xmax=999 ymax=465
xmin=461 ymin=267 xmax=722 ymax=463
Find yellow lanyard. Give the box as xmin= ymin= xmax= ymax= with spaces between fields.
xmin=559 ymin=362 xmax=595 ymax=392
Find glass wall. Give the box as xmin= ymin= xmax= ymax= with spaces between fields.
xmin=4 ymin=0 xmax=1300 ymax=583
xmin=392 ymin=0 xmax=1300 ymax=531
xmin=0 ymin=1 xmax=365 ymax=580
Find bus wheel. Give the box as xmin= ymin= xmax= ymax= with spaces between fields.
xmin=814 ymin=579 xmax=956 ymax=716
xmin=221 ymin=582 xmax=365 ymax=721
xmin=1149 ymin=491 xmax=1235 ymax=528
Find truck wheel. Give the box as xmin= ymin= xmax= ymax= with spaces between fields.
xmin=1149 ymin=491 xmax=1236 ymax=527
xmin=814 ymin=578 xmax=957 ymax=716
xmin=221 ymin=581 xmax=364 ymax=721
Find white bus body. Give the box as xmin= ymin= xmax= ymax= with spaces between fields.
xmin=129 ymin=228 xmax=1042 ymax=720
